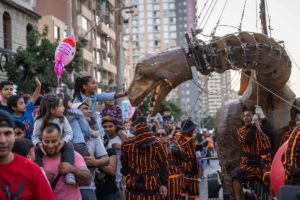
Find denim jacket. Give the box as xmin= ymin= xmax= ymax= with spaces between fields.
xmin=73 ymin=92 xmax=115 ymax=135
xmin=66 ymin=108 xmax=94 ymax=144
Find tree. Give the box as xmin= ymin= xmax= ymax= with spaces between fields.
xmin=4 ymin=26 xmax=83 ymax=94
xmin=201 ymin=115 xmax=215 ymax=130
xmin=139 ymin=97 xmax=183 ymax=121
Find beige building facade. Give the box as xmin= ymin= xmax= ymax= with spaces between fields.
xmin=0 ymin=0 xmax=40 ymax=82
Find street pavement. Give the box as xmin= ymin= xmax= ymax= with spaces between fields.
xmin=197 ymin=159 xmax=222 ymax=200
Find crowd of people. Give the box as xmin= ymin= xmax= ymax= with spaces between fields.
xmin=2 ymin=75 xmax=299 ymax=200
xmin=0 ymin=76 xmax=216 ymax=200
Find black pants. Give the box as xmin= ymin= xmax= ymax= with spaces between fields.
xmin=35 ymin=142 xmax=75 ymax=166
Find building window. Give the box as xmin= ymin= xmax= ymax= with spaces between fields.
xmin=170 ymin=32 xmax=176 ymax=39
xmin=26 ymin=24 xmax=33 ymax=44
xmin=54 ymin=25 xmax=60 ymax=40
xmin=82 ymin=16 xmax=89 ymax=32
xmin=169 ymin=3 xmax=175 ymax=9
xmin=3 ymin=12 xmax=12 ymax=50
xmin=96 ymin=35 xmax=101 ymax=49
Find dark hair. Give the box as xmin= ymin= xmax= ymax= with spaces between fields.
xmin=7 ymin=95 xmax=22 ymax=110
xmin=0 ymin=110 xmax=15 ymax=128
xmin=34 ymin=96 xmax=43 ymax=106
xmin=243 ymin=108 xmax=255 ymax=115
xmin=103 ymin=133 xmax=109 ymax=147
xmin=41 ymin=122 xmax=61 ymax=138
xmin=63 ymin=94 xmax=72 ymax=115
xmin=38 ymin=94 xmax=63 ymax=131
xmin=164 ymin=106 xmax=172 ymax=112
xmin=14 ymin=121 xmax=26 ymax=132
xmin=131 ymin=110 xmax=144 ymax=123
xmin=0 ymin=80 xmax=13 ymax=90
xmin=12 ymin=138 xmax=34 ymax=157
xmin=22 ymin=94 xmax=31 ymax=104
xmin=89 ymin=116 xmax=97 ymax=126
xmin=102 ymin=115 xmax=118 ymax=125
xmin=73 ymin=76 xmax=93 ymax=100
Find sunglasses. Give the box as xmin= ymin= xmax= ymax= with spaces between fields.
xmin=155 ymin=132 xmax=167 ymax=137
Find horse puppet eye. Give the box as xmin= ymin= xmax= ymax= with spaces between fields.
xmin=135 ymin=67 xmax=144 ymax=80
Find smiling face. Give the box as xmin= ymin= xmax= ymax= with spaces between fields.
xmin=42 ymin=128 xmax=61 ymax=157
xmin=126 ymin=47 xmax=192 ymax=116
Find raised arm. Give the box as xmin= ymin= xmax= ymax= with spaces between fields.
xmin=31 ymin=77 xmax=42 ymax=105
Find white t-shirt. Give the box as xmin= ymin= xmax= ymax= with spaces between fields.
xmin=80 ymin=137 xmax=108 ymax=190
xmin=108 ymin=135 xmax=122 ymax=188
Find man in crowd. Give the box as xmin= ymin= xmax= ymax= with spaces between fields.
xmin=231 ymin=106 xmax=273 ymax=200
xmin=156 ymin=127 xmax=185 ymax=200
xmin=74 ymin=99 xmax=110 ymax=200
xmin=102 ymin=116 xmax=125 ymax=199
xmin=0 ymin=110 xmax=55 ymax=200
xmin=41 ymin=122 xmax=92 ymax=200
xmin=121 ymin=116 xmax=168 ymax=200
xmin=177 ymin=119 xmax=200 ymax=199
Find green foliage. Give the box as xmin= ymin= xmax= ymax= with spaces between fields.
xmin=158 ymin=100 xmax=183 ymax=121
xmin=201 ymin=115 xmax=215 ymax=130
xmin=139 ymin=96 xmax=183 ymax=121
xmin=4 ymin=26 xmax=82 ymax=94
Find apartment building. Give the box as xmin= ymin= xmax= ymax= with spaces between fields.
xmin=34 ymin=0 xmax=119 ymax=91
xmin=0 ymin=0 xmax=40 ymax=81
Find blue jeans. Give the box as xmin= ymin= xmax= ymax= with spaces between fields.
xmin=80 ymin=189 xmax=97 ymax=200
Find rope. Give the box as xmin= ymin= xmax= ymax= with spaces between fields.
xmin=211 ymin=0 xmax=229 ymax=36
xmin=201 ymin=0 xmax=219 ymax=31
xmin=239 ymin=70 xmax=300 ymax=112
xmin=238 ymin=0 xmax=247 ymax=32
xmin=196 ymin=0 xmax=210 ymax=23
xmin=191 ymin=72 xmax=241 ymax=128
xmin=198 ymin=0 xmax=216 ymax=28
xmin=256 ymin=0 xmax=258 ymax=32
xmin=265 ymin=0 xmax=272 ymax=36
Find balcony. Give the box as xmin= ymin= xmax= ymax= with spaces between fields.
xmin=81 ymin=5 xmax=93 ymax=21
xmin=82 ymin=48 xmax=93 ymax=62
xmin=102 ymin=59 xmax=117 ymax=74
xmin=98 ymin=22 xmax=116 ymax=40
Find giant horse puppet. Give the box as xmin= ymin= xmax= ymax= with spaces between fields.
xmin=126 ymin=31 xmax=300 ymax=196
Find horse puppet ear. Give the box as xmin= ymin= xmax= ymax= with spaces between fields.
xmin=239 ymin=70 xmax=251 ymax=95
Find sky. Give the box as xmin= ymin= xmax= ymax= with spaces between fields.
xmin=195 ymin=0 xmax=300 ymax=96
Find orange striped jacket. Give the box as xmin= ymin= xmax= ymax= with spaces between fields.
xmin=121 ymin=123 xmax=169 ymax=193
xmin=237 ymin=123 xmax=272 ymax=179
xmin=176 ymin=134 xmax=199 ymax=175
xmin=282 ymin=125 xmax=300 ymax=184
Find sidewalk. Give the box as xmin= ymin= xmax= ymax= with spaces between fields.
xmin=198 ymin=159 xmax=222 ymax=200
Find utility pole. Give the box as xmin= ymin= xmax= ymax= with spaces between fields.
xmin=260 ymin=0 xmax=268 ymax=35
xmin=67 ymin=0 xmax=72 ymax=35
xmin=115 ymin=0 xmax=123 ymax=92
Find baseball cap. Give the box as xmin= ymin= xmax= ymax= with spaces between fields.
xmin=0 ymin=110 xmax=15 ymax=128
xmin=71 ymin=97 xmax=91 ymax=109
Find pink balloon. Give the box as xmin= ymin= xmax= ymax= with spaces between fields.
xmin=270 ymin=141 xmax=288 ymax=197
xmin=54 ymin=35 xmax=76 ymax=94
